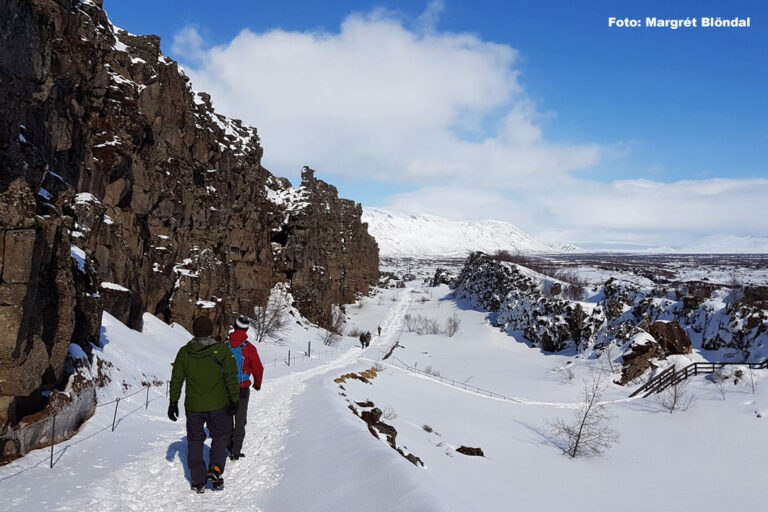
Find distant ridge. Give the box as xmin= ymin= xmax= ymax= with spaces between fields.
xmin=362 ymin=208 xmax=550 ymax=258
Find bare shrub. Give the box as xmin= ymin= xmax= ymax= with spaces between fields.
xmin=403 ymin=313 xmax=442 ymax=335
xmin=383 ymin=407 xmax=398 ymax=420
xmin=320 ymin=306 xmax=346 ymax=346
xmin=444 ymin=313 xmax=461 ymax=337
xmin=549 ymin=372 xmax=618 ymax=457
xmin=555 ymin=362 xmax=576 ymax=383
xmin=423 ymin=366 xmax=441 ymax=377
xmin=653 ymin=377 xmax=696 ymax=412
xmin=249 ymin=286 xmax=291 ymax=343
xmin=422 ymin=424 xmax=434 ymax=433
xmin=347 ymin=326 xmax=364 ymax=338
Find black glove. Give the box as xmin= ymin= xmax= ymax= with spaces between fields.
xmin=228 ymin=401 xmax=239 ymax=416
xmin=252 ymin=382 xmax=260 ymax=391
xmin=167 ymin=401 xmax=179 ymax=422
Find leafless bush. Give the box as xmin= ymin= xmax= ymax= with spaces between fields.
xmin=403 ymin=313 xmax=442 ymax=335
xmin=249 ymin=286 xmax=291 ymax=343
xmin=422 ymin=424 xmax=433 ymax=433
xmin=320 ymin=306 xmax=346 ymax=346
xmin=444 ymin=313 xmax=461 ymax=337
xmin=347 ymin=326 xmax=364 ymax=338
xmin=549 ymin=372 xmax=618 ymax=457
xmin=382 ymin=407 xmax=398 ymax=420
xmin=555 ymin=362 xmax=576 ymax=383
xmin=653 ymin=377 xmax=696 ymax=412
xmin=423 ymin=366 xmax=441 ymax=377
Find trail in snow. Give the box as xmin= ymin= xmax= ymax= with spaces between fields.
xmin=42 ymin=289 xmax=414 ymax=511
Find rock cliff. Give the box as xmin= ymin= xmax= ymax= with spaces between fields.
xmin=0 ymin=0 xmax=378 ymax=439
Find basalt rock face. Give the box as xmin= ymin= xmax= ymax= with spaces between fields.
xmin=0 ymin=0 xmax=377 ymax=434
xmin=454 ymin=253 xmax=767 ymax=384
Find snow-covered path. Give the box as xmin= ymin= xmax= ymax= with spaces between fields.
xmin=0 ymin=290 xmax=413 ymax=512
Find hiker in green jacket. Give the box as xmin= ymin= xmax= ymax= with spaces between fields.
xmin=168 ymin=316 xmax=240 ymax=493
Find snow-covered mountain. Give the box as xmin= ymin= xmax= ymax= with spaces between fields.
xmin=675 ymin=235 xmax=768 ymax=254
xmin=362 ymin=208 xmax=550 ymax=258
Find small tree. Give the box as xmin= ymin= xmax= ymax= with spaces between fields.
xmin=320 ymin=306 xmax=346 ymax=346
xmin=444 ymin=313 xmax=461 ymax=337
xmin=653 ymin=376 xmax=696 ymax=412
xmin=549 ymin=372 xmax=618 ymax=458
xmin=597 ymin=343 xmax=620 ymax=375
xmin=250 ymin=285 xmax=291 ymax=343
xmin=746 ymin=366 xmax=758 ymax=396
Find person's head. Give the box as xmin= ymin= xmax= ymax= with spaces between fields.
xmin=192 ymin=316 xmax=214 ymax=337
xmin=234 ymin=315 xmax=249 ymax=331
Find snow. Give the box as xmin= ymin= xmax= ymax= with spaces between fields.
xmin=74 ymin=192 xmax=99 ymax=204
xmin=2 ymin=267 xmax=767 ymax=511
xmin=363 ymin=207 xmax=549 ymax=258
xmin=70 ymin=245 xmax=86 ymax=272
xmin=101 ymin=282 xmax=130 ymax=292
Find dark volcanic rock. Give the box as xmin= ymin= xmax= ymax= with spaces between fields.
xmin=0 ymin=0 xmax=378 ymax=435
xmin=648 ymin=321 xmax=692 ymax=356
xmin=456 ymin=445 xmax=485 ymax=457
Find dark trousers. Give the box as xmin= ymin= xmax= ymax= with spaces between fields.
xmin=229 ymin=387 xmax=250 ymax=456
xmin=186 ymin=408 xmax=232 ymax=486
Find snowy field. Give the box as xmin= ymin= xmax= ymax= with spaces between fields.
xmin=1 ymin=266 xmax=767 ymax=511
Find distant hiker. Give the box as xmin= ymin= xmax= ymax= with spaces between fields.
xmin=168 ymin=316 xmax=240 ymax=493
xmin=225 ymin=315 xmax=264 ymax=462
xmin=377 ymin=325 xmax=382 ymax=337
xmin=359 ymin=330 xmax=372 ymax=348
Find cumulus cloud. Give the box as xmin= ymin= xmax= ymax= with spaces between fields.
xmin=172 ymin=6 xmax=764 ymax=248
xmin=383 ymin=178 xmax=768 ymax=247
xmin=174 ymin=9 xmax=600 ymax=188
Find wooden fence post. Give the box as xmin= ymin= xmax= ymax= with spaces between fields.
xmin=112 ymin=398 xmax=120 ymax=432
xmin=288 ymin=350 xmax=291 ymax=367
xmin=50 ymin=413 xmax=56 ymax=469
xmin=146 ymin=384 xmax=150 ymax=409
xmin=308 ymin=341 xmax=311 ymax=358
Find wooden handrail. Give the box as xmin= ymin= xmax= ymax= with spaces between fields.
xmin=630 ymin=360 xmax=768 ymax=398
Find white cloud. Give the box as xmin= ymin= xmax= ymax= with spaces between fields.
xmin=382 ymin=178 xmax=768 ymax=248
xmin=172 ymin=7 xmax=765 ymax=248
xmin=174 ymin=9 xmax=600 ymax=188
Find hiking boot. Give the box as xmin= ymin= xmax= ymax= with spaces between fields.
xmin=191 ymin=483 xmax=205 ymax=494
xmin=207 ymin=465 xmax=224 ymax=490
xmin=229 ymin=452 xmax=245 ymax=462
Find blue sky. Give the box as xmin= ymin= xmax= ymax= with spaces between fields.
xmin=106 ymin=0 xmax=767 ymax=248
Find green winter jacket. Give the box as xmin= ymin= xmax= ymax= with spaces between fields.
xmin=169 ymin=336 xmax=239 ymax=412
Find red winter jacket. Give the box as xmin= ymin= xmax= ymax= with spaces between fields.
xmin=227 ymin=330 xmax=264 ymax=390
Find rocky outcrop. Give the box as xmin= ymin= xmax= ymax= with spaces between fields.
xmin=619 ymin=324 xmax=692 ymax=385
xmin=0 ymin=0 xmax=377 ymax=438
xmin=454 ymin=252 xmax=768 ymax=383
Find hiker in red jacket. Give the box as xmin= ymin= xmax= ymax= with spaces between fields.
xmin=225 ymin=315 xmax=264 ymax=461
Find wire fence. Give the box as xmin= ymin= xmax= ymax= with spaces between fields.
xmin=0 ymin=379 xmax=168 ymax=469
xmin=1 ymin=337 xmax=370 ymax=470
xmin=385 ymin=356 xmax=517 ymax=401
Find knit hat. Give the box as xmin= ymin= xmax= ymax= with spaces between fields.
xmin=234 ymin=315 xmax=250 ymax=331
xmin=192 ymin=316 xmax=214 ymax=337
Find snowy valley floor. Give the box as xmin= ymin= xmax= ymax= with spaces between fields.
xmin=1 ymin=278 xmax=767 ymax=512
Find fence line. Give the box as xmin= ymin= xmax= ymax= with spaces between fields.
xmin=386 ymin=356 xmax=517 ymax=401
xmin=630 ymin=360 xmax=768 ymax=398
